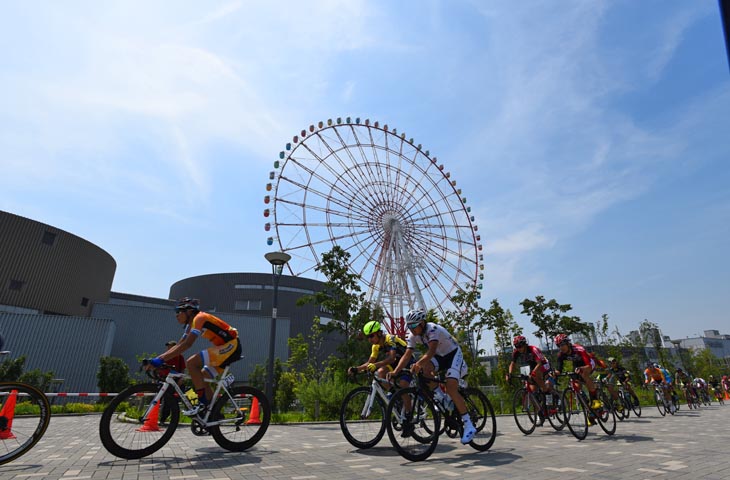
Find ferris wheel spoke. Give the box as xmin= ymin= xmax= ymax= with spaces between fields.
xmin=276 ymin=197 xmax=372 ymax=225
xmin=311 ymin=130 xmax=387 ymax=209
xmin=335 ymin=126 xmax=390 ymax=208
xmin=278 ymin=176 xmax=374 ymax=222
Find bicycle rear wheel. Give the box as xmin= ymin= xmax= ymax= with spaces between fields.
xmin=209 ymin=386 xmax=270 ymax=451
xmin=562 ymin=388 xmax=588 ymax=440
xmin=99 ymin=383 xmax=178 ymax=459
xmin=630 ymin=391 xmax=642 ymax=417
xmin=339 ymin=386 xmax=386 ymax=449
xmin=0 ymin=382 xmax=51 ymax=466
xmin=512 ymin=388 xmax=538 ymax=435
xmin=462 ymin=387 xmax=496 ymax=451
xmin=595 ymin=403 xmax=616 ymax=435
xmin=386 ymin=387 xmax=439 ymax=462
xmin=545 ymin=391 xmax=566 ymax=431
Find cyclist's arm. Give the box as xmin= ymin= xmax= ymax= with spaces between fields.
xmin=414 ymin=340 xmax=438 ymax=368
xmin=392 ymin=348 xmax=414 ymax=375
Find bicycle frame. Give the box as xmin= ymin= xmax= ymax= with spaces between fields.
xmin=145 ymin=366 xmax=235 ymax=427
xmin=359 ymin=374 xmax=397 ymax=419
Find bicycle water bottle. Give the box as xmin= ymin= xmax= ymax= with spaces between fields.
xmin=223 ymin=374 xmax=235 ymax=388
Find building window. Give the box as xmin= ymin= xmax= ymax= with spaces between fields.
xmin=42 ymin=230 xmax=57 ymax=246
xmin=81 ymin=297 xmax=89 ymax=307
xmin=234 ymin=284 xmax=264 ymax=290
xmin=234 ymin=300 xmax=262 ymax=311
xmin=8 ymin=279 xmax=24 ymax=291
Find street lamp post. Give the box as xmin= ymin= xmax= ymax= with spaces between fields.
xmin=264 ymin=251 xmax=291 ymax=405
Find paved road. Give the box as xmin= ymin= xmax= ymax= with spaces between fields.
xmin=3 ymin=403 xmax=729 ymax=479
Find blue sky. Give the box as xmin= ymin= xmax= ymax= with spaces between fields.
xmin=2 ymin=1 xmax=728 ymax=349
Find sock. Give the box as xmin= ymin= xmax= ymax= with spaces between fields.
xmin=196 ymin=389 xmax=208 ymax=406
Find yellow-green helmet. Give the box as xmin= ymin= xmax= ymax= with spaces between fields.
xmin=363 ymin=321 xmax=382 ymax=335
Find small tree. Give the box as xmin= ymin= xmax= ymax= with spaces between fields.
xmin=483 ymin=299 xmax=522 ymax=391
xmin=520 ymin=296 xmax=572 ymax=355
xmin=97 ymin=356 xmax=133 ymax=396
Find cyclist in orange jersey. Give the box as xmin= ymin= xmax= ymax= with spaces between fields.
xmin=146 ymin=297 xmax=241 ymax=416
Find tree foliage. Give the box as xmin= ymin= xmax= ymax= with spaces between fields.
xmin=97 ymin=356 xmax=133 ymax=395
xmin=482 ymin=299 xmax=522 ymax=390
xmin=520 ymin=295 xmax=591 ymax=354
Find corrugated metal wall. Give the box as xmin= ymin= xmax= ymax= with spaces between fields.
xmin=0 ymin=211 xmax=116 ymax=316
xmin=0 ymin=313 xmax=115 ymax=393
xmin=92 ymin=303 xmax=291 ymax=383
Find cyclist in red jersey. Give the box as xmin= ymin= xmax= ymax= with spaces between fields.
xmin=553 ymin=334 xmax=602 ymax=410
xmin=146 ymin=297 xmax=241 ymax=415
xmin=506 ymin=336 xmax=554 ymax=395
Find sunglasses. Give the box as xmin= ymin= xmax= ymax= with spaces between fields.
xmin=407 ymin=322 xmax=421 ymax=330
xmin=367 ymin=333 xmax=378 ymax=339
xmin=175 ymin=309 xmax=186 ymax=314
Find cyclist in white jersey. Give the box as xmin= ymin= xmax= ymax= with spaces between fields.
xmin=391 ymin=309 xmax=476 ymax=444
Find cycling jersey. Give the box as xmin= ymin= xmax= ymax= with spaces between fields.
xmin=183 ymin=311 xmax=238 ymax=346
xmin=644 ymin=368 xmax=665 ymax=383
xmin=693 ymin=378 xmax=707 ymax=388
xmin=405 ymin=322 xmax=459 ymax=357
xmin=511 ymin=345 xmax=551 ymax=371
xmin=660 ymin=368 xmax=673 ymax=384
xmin=555 ymin=343 xmax=592 ymax=372
xmin=371 ymin=333 xmax=408 ymax=367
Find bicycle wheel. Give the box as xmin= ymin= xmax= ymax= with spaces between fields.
xmin=629 ymin=391 xmax=641 ymax=417
xmin=0 ymin=382 xmax=51 ymax=466
xmin=462 ymin=387 xmax=496 ymax=451
xmin=209 ymin=386 xmax=270 ymax=451
xmin=654 ymin=391 xmax=666 ymax=416
xmin=562 ymin=388 xmax=588 ymax=440
xmin=386 ymin=387 xmax=439 ymax=462
xmin=99 ymin=383 xmax=178 ymax=459
xmin=545 ymin=391 xmax=566 ymax=431
xmin=339 ymin=386 xmax=386 ymax=449
xmin=512 ymin=388 xmax=538 ymax=435
xmin=595 ymin=402 xmax=616 ymax=436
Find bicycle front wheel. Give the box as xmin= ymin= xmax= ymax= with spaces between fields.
xmin=562 ymin=388 xmax=588 ymax=440
xmin=209 ymin=386 xmax=270 ymax=451
xmin=630 ymin=392 xmax=642 ymax=417
xmin=654 ymin=391 xmax=666 ymax=416
xmin=0 ymin=382 xmax=51 ymax=466
xmin=99 ymin=383 xmax=178 ymax=459
xmin=386 ymin=387 xmax=439 ymax=462
xmin=512 ymin=388 xmax=538 ymax=435
xmin=339 ymin=386 xmax=386 ymax=449
xmin=462 ymin=387 xmax=496 ymax=451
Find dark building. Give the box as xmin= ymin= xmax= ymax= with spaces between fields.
xmin=0 ymin=210 xmax=116 ymax=316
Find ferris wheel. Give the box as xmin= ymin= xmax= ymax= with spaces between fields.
xmin=264 ymin=117 xmax=483 ymax=334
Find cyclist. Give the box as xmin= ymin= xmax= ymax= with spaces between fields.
xmin=348 ymin=321 xmax=412 ymax=393
xmin=657 ymin=364 xmax=679 ymax=407
xmin=506 ymin=335 xmax=554 ymax=396
xmin=644 ymin=362 xmax=674 ymax=413
xmin=602 ymin=357 xmax=634 ymax=410
xmin=553 ymin=334 xmax=602 ymax=412
xmin=675 ymin=368 xmax=697 ymax=403
xmin=722 ymin=375 xmax=730 ymax=397
xmin=708 ymin=375 xmax=722 ymax=401
xmin=391 ymin=309 xmax=476 ymax=444
xmin=145 ymin=297 xmax=241 ymax=415
xmin=693 ymin=376 xmax=709 ymax=403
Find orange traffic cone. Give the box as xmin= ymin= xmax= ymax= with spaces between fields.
xmin=0 ymin=389 xmax=18 ymax=440
xmin=136 ymin=402 xmax=161 ymax=432
xmin=245 ymin=397 xmax=261 ymax=425
xmin=724 ymin=391 xmax=730 ymax=401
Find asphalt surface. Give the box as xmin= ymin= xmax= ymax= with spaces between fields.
xmin=2 ymin=402 xmax=729 ymax=479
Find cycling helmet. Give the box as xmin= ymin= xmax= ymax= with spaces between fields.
xmin=363 ymin=321 xmax=382 ymax=336
xmin=723 ymin=375 xmax=728 ymax=380
xmin=405 ymin=309 xmax=426 ymax=325
xmin=176 ymin=297 xmax=200 ymax=311
xmin=513 ymin=335 xmax=528 ymax=348
xmin=653 ymin=363 xmax=660 ymax=368
xmin=645 ymin=361 xmax=654 ymax=368
xmin=554 ymin=334 xmax=570 ymax=346
xmin=607 ymin=357 xmax=616 ymax=363
xmin=676 ymin=367 xmax=683 ymax=372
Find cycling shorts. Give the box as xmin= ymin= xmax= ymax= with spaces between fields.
xmin=201 ymin=338 xmax=241 ymax=376
xmin=433 ymin=347 xmax=467 ymax=381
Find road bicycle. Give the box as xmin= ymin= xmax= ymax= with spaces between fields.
xmin=681 ymin=382 xmax=699 ymax=409
xmin=339 ymin=370 xmax=409 ymax=449
xmin=648 ymin=382 xmax=673 ymax=416
xmin=99 ymin=362 xmax=269 ymax=459
xmin=617 ymin=380 xmax=641 ymax=418
xmin=385 ymin=370 xmax=496 ymax=461
xmin=0 ymin=351 xmax=52 ymax=466
xmin=559 ymin=372 xmax=616 ymax=440
xmin=510 ymin=373 xmax=564 ymax=434
xmin=593 ymin=377 xmax=626 ymax=422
